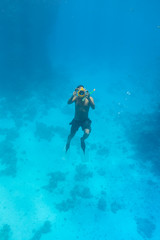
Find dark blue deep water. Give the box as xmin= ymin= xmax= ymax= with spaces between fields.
xmin=0 ymin=0 xmax=160 ymax=239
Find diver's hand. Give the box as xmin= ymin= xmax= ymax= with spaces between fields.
xmin=73 ymin=90 xmax=77 ymax=96
xmin=85 ymin=91 xmax=90 ymax=99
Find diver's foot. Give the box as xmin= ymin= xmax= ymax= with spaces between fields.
xmin=66 ymin=142 xmax=70 ymax=152
xmin=81 ymin=137 xmax=85 ymax=153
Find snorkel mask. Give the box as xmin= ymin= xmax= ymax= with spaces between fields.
xmin=77 ymin=87 xmax=86 ymax=98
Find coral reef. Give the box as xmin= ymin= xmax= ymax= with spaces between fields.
xmin=43 ymin=171 xmax=66 ymax=192
xmin=74 ymin=164 xmax=93 ymax=181
xmin=31 ymin=221 xmax=52 ymax=240
xmin=70 ymin=185 xmax=93 ymax=199
xmin=135 ymin=217 xmax=156 ymax=239
xmin=97 ymin=197 xmax=107 ymax=211
xmin=56 ymin=199 xmax=75 ymax=212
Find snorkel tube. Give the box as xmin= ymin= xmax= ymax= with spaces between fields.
xmin=82 ymin=89 xmax=96 ymax=101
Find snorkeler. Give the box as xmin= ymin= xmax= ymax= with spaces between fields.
xmin=66 ymin=85 xmax=95 ymax=153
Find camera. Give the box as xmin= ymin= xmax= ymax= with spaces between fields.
xmin=77 ymin=87 xmax=86 ymax=98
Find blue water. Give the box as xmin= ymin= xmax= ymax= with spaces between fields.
xmin=0 ymin=0 xmax=160 ymax=239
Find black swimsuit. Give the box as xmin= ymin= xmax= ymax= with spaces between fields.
xmin=69 ymin=118 xmax=92 ymax=133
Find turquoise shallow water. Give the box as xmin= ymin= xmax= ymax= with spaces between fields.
xmin=0 ymin=0 xmax=160 ymax=239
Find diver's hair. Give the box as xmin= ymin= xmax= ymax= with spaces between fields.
xmin=77 ymin=85 xmax=84 ymax=88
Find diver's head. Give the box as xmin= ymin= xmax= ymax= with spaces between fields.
xmin=76 ymin=85 xmax=84 ymax=89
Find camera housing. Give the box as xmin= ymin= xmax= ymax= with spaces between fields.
xmin=77 ymin=87 xmax=86 ymax=98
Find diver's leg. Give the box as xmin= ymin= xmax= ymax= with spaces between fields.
xmin=66 ymin=122 xmax=78 ymax=152
xmin=82 ymin=129 xmax=90 ymax=140
xmin=66 ymin=132 xmax=76 ymax=152
xmin=81 ymin=119 xmax=92 ymax=153
xmin=66 ymin=133 xmax=75 ymax=151
xmin=81 ymin=129 xmax=90 ymax=153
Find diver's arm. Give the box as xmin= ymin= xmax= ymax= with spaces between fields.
xmin=88 ymin=96 xmax=95 ymax=109
xmin=67 ymin=92 xmax=77 ymax=104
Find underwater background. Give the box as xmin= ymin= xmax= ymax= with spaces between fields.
xmin=0 ymin=0 xmax=160 ymax=239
